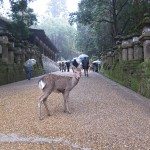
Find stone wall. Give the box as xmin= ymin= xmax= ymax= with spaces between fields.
xmin=0 ymin=34 xmax=44 ymax=85
xmin=41 ymin=54 xmax=59 ymax=73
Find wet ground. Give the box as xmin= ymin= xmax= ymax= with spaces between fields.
xmin=0 ymin=71 xmax=150 ymax=150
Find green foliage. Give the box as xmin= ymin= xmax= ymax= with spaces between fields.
xmin=0 ymin=63 xmax=43 ymax=85
xmin=9 ymin=21 xmax=29 ymax=40
xmin=9 ymin=0 xmax=37 ymax=40
xmin=90 ymin=55 xmax=99 ymax=61
xmin=102 ymin=61 xmax=125 ymax=85
xmin=39 ymin=16 xmax=77 ymax=59
xmin=76 ymin=25 xmax=97 ymax=55
xmin=140 ymin=60 xmax=150 ymax=77
xmin=70 ymin=0 xmax=149 ymax=58
xmin=0 ymin=63 xmax=25 ymax=85
xmin=10 ymin=0 xmax=27 ymax=14
xmin=138 ymin=60 xmax=150 ymax=97
xmin=102 ymin=60 xmax=150 ymax=98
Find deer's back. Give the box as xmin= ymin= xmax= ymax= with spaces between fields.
xmin=42 ymin=74 xmax=73 ymax=93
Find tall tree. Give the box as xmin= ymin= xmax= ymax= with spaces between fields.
xmin=69 ymin=0 xmax=150 ymax=56
xmin=41 ymin=0 xmax=79 ymax=59
xmin=39 ymin=16 xmax=77 ymax=59
xmin=9 ymin=0 xmax=37 ymax=40
xmin=49 ymin=0 xmax=68 ymax=18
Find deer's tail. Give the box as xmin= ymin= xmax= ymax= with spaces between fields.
xmin=38 ymin=79 xmax=46 ymax=90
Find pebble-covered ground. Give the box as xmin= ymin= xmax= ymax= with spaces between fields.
xmin=0 ymin=71 xmax=150 ymax=150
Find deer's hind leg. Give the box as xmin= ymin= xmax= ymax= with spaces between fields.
xmin=38 ymin=89 xmax=52 ymax=120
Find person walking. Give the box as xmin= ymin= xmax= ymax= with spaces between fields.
xmin=61 ymin=61 xmax=66 ymax=72
xmin=82 ymin=57 xmax=89 ymax=77
xmin=24 ymin=64 xmax=33 ymax=80
xmin=72 ymin=59 xmax=79 ymax=68
xmin=72 ymin=59 xmax=79 ymax=72
xmin=93 ymin=62 xmax=98 ymax=72
xmin=66 ymin=61 xmax=71 ymax=72
xmin=58 ymin=61 xmax=62 ymax=71
xmin=24 ymin=59 xmax=36 ymax=80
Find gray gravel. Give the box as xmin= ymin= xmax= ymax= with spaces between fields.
xmin=0 ymin=71 xmax=150 ymax=150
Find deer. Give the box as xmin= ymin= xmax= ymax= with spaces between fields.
xmin=38 ymin=68 xmax=81 ymax=120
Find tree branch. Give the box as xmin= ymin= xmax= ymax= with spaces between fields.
xmin=97 ymin=19 xmax=114 ymax=24
xmin=120 ymin=17 xmax=130 ymax=34
xmin=116 ymin=0 xmax=129 ymax=17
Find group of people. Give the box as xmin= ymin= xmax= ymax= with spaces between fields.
xmin=58 ymin=57 xmax=91 ymax=77
xmin=58 ymin=59 xmax=80 ymax=73
xmin=58 ymin=57 xmax=100 ymax=77
xmin=58 ymin=61 xmax=71 ymax=72
xmin=24 ymin=57 xmax=100 ymax=80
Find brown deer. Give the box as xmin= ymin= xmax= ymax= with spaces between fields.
xmin=38 ymin=68 xmax=81 ymax=120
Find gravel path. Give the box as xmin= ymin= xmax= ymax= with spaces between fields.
xmin=0 ymin=71 xmax=150 ymax=150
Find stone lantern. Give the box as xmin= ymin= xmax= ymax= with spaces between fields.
xmin=8 ymin=43 xmax=15 ymax=64
xmin=0 ymin=36 xmax=9 ymax=63
xmin=127 ymin=37 xmax=134 ymax=60
xmin=132 ymin=36 xmax=143 ymax=60
xmin=121 ymin=40 xmax=128 ymax=61
xmin=15 ymin=47 xmax=22 ymax=64
xmin=106 ymin=51 xmax=113 ymax=66
xmin=139 ymin=14 xmax=150 ymax=61
xmin=7 ymin=34 xmax=15 ymax=64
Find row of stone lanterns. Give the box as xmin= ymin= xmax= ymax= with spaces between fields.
xmin=0 ymin=34 xmax=15 ymax=64
xmin=102 ymin=14 xmax=150 ymax=65
xmin=120 ymin=35 xmax=143 ymax=61
xmin=0 ymin=32 xmax=42 ymax=65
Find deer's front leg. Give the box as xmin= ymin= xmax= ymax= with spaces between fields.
xmin=63 ymin=91 xmax=71 ymax=114
xmin=43 ymin=100 xmax=51 ymax=116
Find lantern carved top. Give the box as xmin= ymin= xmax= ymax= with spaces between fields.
xmin=121 ymin=40 xmax=133 ymax=48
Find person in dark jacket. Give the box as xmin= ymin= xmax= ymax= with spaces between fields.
xmin=82 ymin=57 xmax=89 ymax=77
xmin=72 ymin=59 xmax=79 ymax=68
xmin=72 ymin=59 xmax=79 ymax=72
xmin=61 ymin=61 xmax=66 ymax=72
xmin=58 ymin=61 xmax=62 ymax=71
xmin=66 ymin=61 xmax=70 ymax=72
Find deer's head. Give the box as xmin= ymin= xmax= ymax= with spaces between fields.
xmin=74 ymin=68 xmax=81 ymax=80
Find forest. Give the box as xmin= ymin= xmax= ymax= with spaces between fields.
xmin=70 ymin=0 xmax=150 ymax=58
xmin=0 ymin=0 xmax=149 ymax=60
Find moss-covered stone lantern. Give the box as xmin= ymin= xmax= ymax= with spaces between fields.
xmin=139 ymin=13 xmax=150 ymax=61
